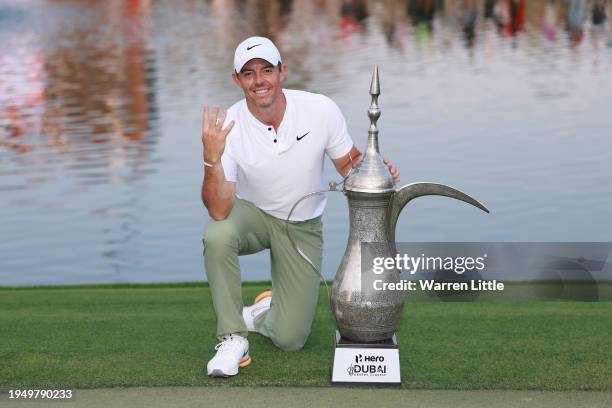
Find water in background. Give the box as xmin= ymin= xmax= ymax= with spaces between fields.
xmin=1 ymin=0 xmax=611 ymax=286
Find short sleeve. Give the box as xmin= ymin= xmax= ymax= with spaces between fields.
xmin=323 ymin=97 xmax=354 ymax=159
xmin=220 ymin=149 xmax=237 ymax=182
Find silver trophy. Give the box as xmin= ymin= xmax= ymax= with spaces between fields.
xmin=330 ymin=66 xmax=489 ymax=384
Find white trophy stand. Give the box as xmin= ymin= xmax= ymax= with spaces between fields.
xmin=331 ymin=330 xmax=401 ymax=385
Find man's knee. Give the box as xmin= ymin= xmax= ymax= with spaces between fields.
xmin=271 ymin=330 xmax=311 ymax=352
xmin=202 ymin=219 xmax=240 ymax=253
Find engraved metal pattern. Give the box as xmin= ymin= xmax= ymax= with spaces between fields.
xmin=331 ymin=66 xmax=490 ymax=343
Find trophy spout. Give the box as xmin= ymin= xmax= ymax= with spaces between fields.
xmin=387 ymin=182 xmax=490 ymax=249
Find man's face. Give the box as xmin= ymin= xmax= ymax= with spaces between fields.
xmin=232 ymin=58 xmax=286 ymax=109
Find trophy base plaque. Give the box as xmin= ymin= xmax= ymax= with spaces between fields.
xmin=331 ymin=330 xmax=401 ymax=386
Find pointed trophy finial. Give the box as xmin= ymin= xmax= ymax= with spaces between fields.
xmin=343 ymin=64 xmax=394 ymax=193
xmin=368 ymin=65 xmax=381 ymax=134
xmin=369 ymin=64 xmax=380 ymax=96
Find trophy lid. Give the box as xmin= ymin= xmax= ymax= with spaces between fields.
xmin=344 ymin=65 xmax=395 ymax=194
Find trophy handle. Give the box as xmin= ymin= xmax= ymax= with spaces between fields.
xmin=387 ymin=182 xmax=490 ymax=252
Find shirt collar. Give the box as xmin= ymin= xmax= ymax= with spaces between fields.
xmin=244 ymin=89 xmax=289 ymax=131
xmin=244 ymin=90 xmax=295 ymax=154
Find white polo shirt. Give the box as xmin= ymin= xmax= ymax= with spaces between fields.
xmin=221 ymin=89 xmax=353 ymax=221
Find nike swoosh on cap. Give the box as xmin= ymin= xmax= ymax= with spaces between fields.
xmin=297 ymin=131 xmax=310 ymax=141
xmin=246 ymin=44 xmax=261 ymax=50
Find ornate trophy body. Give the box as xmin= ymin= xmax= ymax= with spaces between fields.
xmin=330 ymin=66 xmax=489 ymax=384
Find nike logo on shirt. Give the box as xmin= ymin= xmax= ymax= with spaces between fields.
xmin=297 ymin=131 xmax=310 ymax=141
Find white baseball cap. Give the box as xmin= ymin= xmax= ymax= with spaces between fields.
xmin=234 ymin=36 xmax=282 ymax=73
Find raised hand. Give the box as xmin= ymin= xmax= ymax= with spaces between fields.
xmin=201 ymin=106 xmax=235 ymax=165
xmin=383 ymin=157 xmax=400 ymax=184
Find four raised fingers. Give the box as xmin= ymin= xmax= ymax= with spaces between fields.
xmin=202 ymin=105 xmax=234 ymax=136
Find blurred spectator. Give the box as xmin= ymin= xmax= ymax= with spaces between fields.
xmin=462 ymin=0 xmax=478 ymax=48
xmin=566 ymin=0 xmax=586 ymax=46
xmin=408 ymin=0 xmax=436 ymax=30
xmin=340 ymin=0 xmax=367 ymax=38
xmin=592 ymin=0 xmax=606 ymax=26
xmin=542 ymin=0 xmax=559 ymax=42
xmin=507 ymin=0 xmax=526 ymax=36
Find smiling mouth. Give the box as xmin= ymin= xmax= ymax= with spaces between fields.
xmin=254 ymin=89 xmax=270 ymax=95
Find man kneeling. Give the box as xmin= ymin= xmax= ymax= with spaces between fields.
xmin=200 ymin=36 xmax=399 ymax=377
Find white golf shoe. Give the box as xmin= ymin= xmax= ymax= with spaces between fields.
xmin=242 ymin=290 xmax=272 ymax=331
xmin=207 ymin=334 xmax=251 ymax=377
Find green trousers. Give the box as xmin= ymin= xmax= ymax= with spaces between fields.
xmin=203 ymin=199 xmax=322 ymax=351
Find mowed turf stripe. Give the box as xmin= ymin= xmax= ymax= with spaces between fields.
xmin=1 ymin=284 xmax=611 ymax=390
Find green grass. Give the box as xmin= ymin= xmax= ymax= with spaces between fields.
xmin=1 ymin=283 xmax=611 ymax=390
